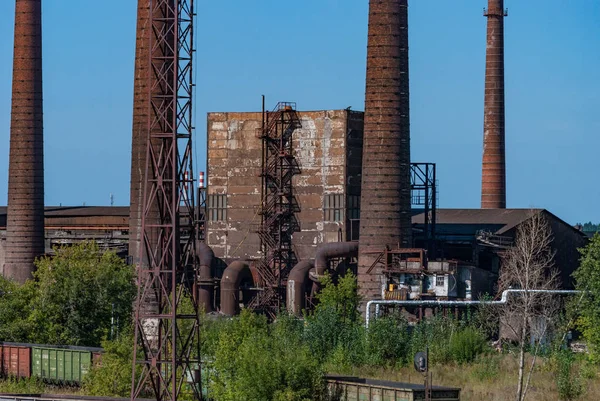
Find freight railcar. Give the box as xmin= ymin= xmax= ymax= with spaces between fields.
xmin=0 ymin=342 xmax=102 ymax=385
xmin=326 ymin=376 xmax=461 ymax=401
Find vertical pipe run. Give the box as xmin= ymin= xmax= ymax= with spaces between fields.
xmin=358 ymin=0 xmax=412 ymax=301
xmin=4 ymin=0 xmax=45 ymax=283
xmin=481 ymin=0 xmax=507 ymax=209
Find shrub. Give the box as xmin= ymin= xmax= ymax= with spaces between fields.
xmin=208 ymin=310 xmax=324 ymax=401
xmin=82 ymin=330 xmax=135 ymax=397
xmin=555 ymin=350 xmax=584 ymax=401
xmin=449 ymin=326 xmax=487 ymax=364
xmin=364 ymin=313 xmax=410 ymax=367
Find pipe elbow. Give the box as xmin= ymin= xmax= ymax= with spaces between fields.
xmin=314 ymin=241 xmax=359 ymax=276
xmin=287 ymin=260 xmax=314 ymax=316
xmin=220 ymin=261 xmax=252 ymax=316
xmin=196 ymin=241 xmax=214 ymax=276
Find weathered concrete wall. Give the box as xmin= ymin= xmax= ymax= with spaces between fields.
xmin=206 ymin=110 xmax=363 ymax=265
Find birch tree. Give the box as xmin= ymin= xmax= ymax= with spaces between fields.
xmin=498 ymin=211 xmax=560 ymax=401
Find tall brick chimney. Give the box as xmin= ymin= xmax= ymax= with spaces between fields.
xmin=481 ymin=0 xmax=507 ymax=209
xmin=357 ymin=0 xmax=412 ymax=301
xmin=129 ymin=0 xmax=151 ymax=265
xmin=129 ymin=0 xmax=172 ymax=266
xmin=4 ymin=0 xmax=45 ymax=283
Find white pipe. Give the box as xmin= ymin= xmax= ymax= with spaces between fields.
xmin=365 ymin=289 xmax=580 ymax=328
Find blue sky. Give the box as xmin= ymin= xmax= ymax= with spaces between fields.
xmin=0 ymin=1 xmax=598 ymax=225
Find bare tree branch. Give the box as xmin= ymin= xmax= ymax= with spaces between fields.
xmin=498 ymin=211 xmax=560 ymax=401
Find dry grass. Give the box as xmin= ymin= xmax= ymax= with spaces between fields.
xmin=331 ymin=354 xmax=600 ymax=401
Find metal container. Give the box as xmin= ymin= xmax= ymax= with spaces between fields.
xmin=0 ymin=343 xmax=31 ymax=378
xmin=91 ymin=351 xmax=102 ymax=367
xmin=31 ymin=346 xmax=93 ymax=383
xmin=326 ymin=376 xmax=461 ymax=401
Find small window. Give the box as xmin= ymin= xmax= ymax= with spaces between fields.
xmin=324 ymin=194 xmax=344 ymax=222
xmin=207 ymin=194 xmax=227 ymax=221
xmin=347 ymin=195 xmax=360 ymax=220
xmin=436 ymin=275 xmax=445 ymax=287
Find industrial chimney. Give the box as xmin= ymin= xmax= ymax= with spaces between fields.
xmin=481 ymin=0 xmax=507 ymax=209
xmin=128 ymin=0 xmax=151 ymax=265
xmin=4 ymin=0 xmax=45 ymax=283
xmin=129 ymin=0 xmax=171 ymax=266
xmin=357 ymin=0 xmax=412 ymax=301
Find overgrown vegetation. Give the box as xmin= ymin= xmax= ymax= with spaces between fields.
xmin=573 ymin=233 xmax=600 ymax=362
xmin=3 ymin=236 xmax=600 ymax=400
xmin=0 ymin=241 xmax=136 ymax=347
xmin=81 ymin=330 xmax=135 ymax=397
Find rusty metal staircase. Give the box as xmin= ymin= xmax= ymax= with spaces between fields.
xmin=252 ymin=101 xmax=302 ymax=317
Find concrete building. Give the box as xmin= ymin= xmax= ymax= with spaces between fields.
xmin=412 ymin=208 xmax=588 ymax=292
xmin=205 ymin=109 xmax=363 ymax=266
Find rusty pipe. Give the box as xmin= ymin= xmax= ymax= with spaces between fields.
xmin=220 ymin=261 xmax=252 ymax=316
xmin=286 ymin=260 xmax=315 ymax=316
xmin=196 ymin=241 xmax=214 ymax=313
xmin=315 ymin=242 xmax=359 ymax=276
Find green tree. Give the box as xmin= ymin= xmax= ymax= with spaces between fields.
xmin=315 ymin=271 xmax=361 ymax=323
xmin=304 ymin=271 xmax=364 ymax=367
xmin=82 ymin=329 xmax=136 ymax=397
xmin=573 ymin=233 xmax=600 ymax=362
xmin=0 ymin=276 xmax=36 ymax=341
xmin=209 ymin=310 xmax=324 ymax=401
xmin=28 ymin=241 xmax=136 ymax=346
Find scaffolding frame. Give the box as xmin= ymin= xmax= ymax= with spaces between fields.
xmin=411 ymin=163 xmax=437 ymax=257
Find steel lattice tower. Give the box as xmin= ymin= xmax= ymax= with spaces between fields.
xmin=130 ymin=0 xmax=202 ymax=400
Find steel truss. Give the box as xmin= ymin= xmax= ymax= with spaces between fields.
xmin=410 ymin=163 xmax=437 ymax=257
xmin=251 ymin=100 xmax=302 ymax=317
xmin=131 ymin=0 xmax=202 ymax=400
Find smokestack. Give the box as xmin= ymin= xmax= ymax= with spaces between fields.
xmin=129 ymin=0 xmax=172 ymax=265
xmin=4 ymin=0 xmax=45 ymax=283
xmin=129 ymin=0 xmax=151 ymax=265
xmin=358 ymin=0 xmax=411 ymax=300
xmin=481 ymin=0 xmax=507 ymax=209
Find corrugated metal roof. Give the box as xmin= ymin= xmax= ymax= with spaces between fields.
xmin=0 ymin=206 xmax=129 ymax=218
xmin=43 ymin=206 xmax=129 ymax=217
xmin=412 ymin=208 xmax=543 ymax=235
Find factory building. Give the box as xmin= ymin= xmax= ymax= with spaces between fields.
xmin=0 ymin=206 xmax=129 ymax=275
xmin=0 ymin=0 xmax=589 ymax=317
xmin=205 ymin=109 xmax=363 ymax=265
xmin=0 ymin=205 xmax=586 ymax=305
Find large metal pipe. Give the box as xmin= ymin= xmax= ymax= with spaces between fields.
xmin=4 ymin=0 xmax=45 ymax=283
xmin=365 ymin=289 xmax=580 ymax=327
xmin=196 ymin=242 xmax=214 ymax=313
xmin=220 ymin=261 xmax=253 ymax=316
xmin=286 ymin=260 xmax=315 ymax=316
xmin=315 ymin=242 xmax=359 ymax=276
xmin=481 ymin=0 xmax=507 ymax=209
xmin=357 ymin=0 xmax=412 ymax=301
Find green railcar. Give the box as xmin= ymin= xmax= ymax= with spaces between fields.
xmin=31 ymin=346 xmax=93 ymax=384
xmin=326 ymin=376 xmax=461 ymax=401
